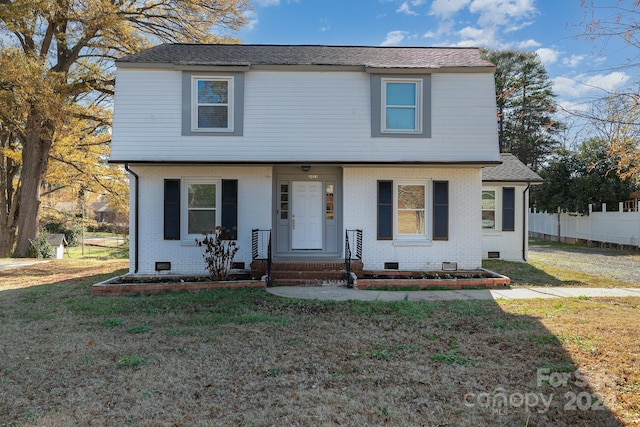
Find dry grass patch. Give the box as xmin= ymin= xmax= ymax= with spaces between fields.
xmin=0 ymin=259 xmax=128 ymax=291
xmin=484 ymin=258 xmax=640 ymax=288
xmin=1 ymin=260 xmax=638 ymax=426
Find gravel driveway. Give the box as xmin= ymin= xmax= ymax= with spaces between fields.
xmin=529 ymin=244 xmax=640 ymax=285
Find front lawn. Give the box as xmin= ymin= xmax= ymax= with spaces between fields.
xmin=0 ymin=260 xmax=638 ymax=426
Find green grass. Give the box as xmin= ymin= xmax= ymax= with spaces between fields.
xmin=66 ymin=244 xmax=128 ymax=259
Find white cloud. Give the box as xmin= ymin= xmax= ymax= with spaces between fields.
xmin=254 ymin=0 xmax=280 ymax=6
xmin=454 ymin=26 xmax=503 ymax=48
xmin=469 ymin=0 xmax=536 ymax=27
xmin=397 ymin=1 xmax=418 ymax=16
xmin=381 ymin=30 xmax=408 ymax=46
xmin=243 ymin=10 xmax=258 ymax=31
xmin=553 ymin=72 xmax=632 ymax=99
xmin=430 ymin=0 xmax=470 ymax=18
xmin=517 ymin=39 xmax=541 ymax=49
xmin=535 ymin=47 xmax=559 ymax=65
xmin=505 ymin=20 xmax=534 ymax=33
xmin=562 ymin=54 xmax=586 ymax=68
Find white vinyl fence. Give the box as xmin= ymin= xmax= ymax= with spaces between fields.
xmin=529 ymin=203 xmax=640 ymax=249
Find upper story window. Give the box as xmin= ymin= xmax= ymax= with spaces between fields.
xmin=382 ymin=79 xmax=421 ymax=133
xmin=182 ymin=72 xmax=243 ymax=136
xmin=192 ymin=77 xmax=234 ymax=132
xmin=370 ymin=75 xmax=431 ymax=138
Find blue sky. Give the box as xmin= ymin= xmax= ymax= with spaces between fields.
xmin=237 ymin=0 xmax=636 ymax=138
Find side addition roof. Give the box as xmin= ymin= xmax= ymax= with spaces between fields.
xmin=482 ymin=153 xmax=543 ymax=183
xmin=116 ymin=44 xmax=496 ymax=71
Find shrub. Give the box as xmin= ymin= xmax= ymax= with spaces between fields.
xmin=44 ymin=222 xmax=81 ymax=247
xmin=196 ymin=226 xmax=239 ymax=281
xmin=28 ymin=232 xmax=54 ymax=259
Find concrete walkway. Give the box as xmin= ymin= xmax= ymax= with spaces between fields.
xmin=0 ymin=259 xmax=51 ymax=272
xmin=266 ymin=286 xmax=640 ymax=301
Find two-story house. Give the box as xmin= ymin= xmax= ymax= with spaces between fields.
xmin=111 ymin=44 xmax=505 ymax=279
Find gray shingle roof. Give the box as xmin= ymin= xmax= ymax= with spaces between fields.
xmin=483 ymin=153 xmax=543 ymax=182
xmin=117 ymin=44 xmax=495 ymax=69
xmin=46 ymin=233 xmax=67 ymax=247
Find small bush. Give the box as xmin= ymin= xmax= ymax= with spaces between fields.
xmin=196 ymin=226 xmax=239 ymax=281
xmin=28 ymin=232 xmax=54 ymax=259
xmin=44 ymin=222 xmax=81 ymax=247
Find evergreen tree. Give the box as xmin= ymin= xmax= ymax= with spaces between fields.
xmin=532 ymin=138 xmax=638 ymax=214
xmin=482 ymin=49 xmax=563 ymax=170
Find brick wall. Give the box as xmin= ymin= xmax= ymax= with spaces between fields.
xmin=128 ymin=165 xmax=272 ymax=275
xmin=343 ymin=166 xmax=483 ymax=270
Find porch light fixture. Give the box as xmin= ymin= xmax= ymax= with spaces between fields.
xmin=301 ymin=165 xmax=311 ymax=172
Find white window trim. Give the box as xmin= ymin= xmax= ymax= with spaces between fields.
xmin=381 ymin=78 xmax=422 ymax=134
xmin=191 ymin=76 xmax=234 ymax=132
xmin=394 ymin=180 xmax=430 ymax=241
xmin=181 ymin=178 xmax=222 ymax=243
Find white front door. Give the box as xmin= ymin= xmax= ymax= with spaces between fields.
xmin=291 ymin=181 xmax=323 ymax=249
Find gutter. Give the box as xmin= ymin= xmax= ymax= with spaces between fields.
xmin=124 ymin=163 xmax=139 ymax=273
xmin=522 ymin=181 xmax=531 ymax=262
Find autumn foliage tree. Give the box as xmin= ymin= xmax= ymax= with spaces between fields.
xmin=576 ymin=1 xmax=640 ymax=185
xmin=0 ymin=0 xmax=249 ymax=257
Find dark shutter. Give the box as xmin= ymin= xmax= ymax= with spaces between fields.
xmin=433 ymin=181 xmax=448 ymax=241
xmin=221 ymin=179 xmax=238 ymax=240
xmin=377 ymin=181 xmax=393 ymax=240
xmin=164 ymin=179 xmax=180 ymax=240
xmin=502 ymin=187 xmax=515 ymax=231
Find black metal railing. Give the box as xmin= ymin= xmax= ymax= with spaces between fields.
xmin=345 ymin=229 xmax=362 ymax=287
xmin=252 ymin=229 xmax=272 ymax=286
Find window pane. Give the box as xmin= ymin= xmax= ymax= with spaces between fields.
xmin=198 ymin=106 xmax=228 ymax=128
xmin=326 ymin=183 xmax=334 ymax=220
xmin=482 ymin=191 xmax=495 ymax=209
xmin=188 ymin=210 xmax=216 ymax=234
xmin=398 ymin=185 xmax=425 ymax=209
xmin=386 ymin=108 xmax=416 ymax=130
xmin=482 ymin=211 xmax=495 ymax=229
xmin=198 ymin=80 xmax=228 ymax=104
xmin=386 ymin=82 xmax=416 ymax=106
xmin=397 ymin=210 xmax=425 ymax=234
xmin=188 ymin=184 xmax=216 ymax=208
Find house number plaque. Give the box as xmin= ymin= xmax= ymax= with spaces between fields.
xmin=308 ymin=175 xmax=318 ymax=179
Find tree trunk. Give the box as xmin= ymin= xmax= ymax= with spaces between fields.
xmin=0 ymin=137 xmax=18 ymax=257
xmin=12 ymin=123 xmax=52 ymax=258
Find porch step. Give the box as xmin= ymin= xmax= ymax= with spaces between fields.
xmin=250 ymin=260 xmax=363 ymax=286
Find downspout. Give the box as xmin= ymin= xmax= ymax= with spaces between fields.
xmin=522 ymin=181 xmax=531 ymax=262
xmin=124 ymin=163 xmax=139 ymax=273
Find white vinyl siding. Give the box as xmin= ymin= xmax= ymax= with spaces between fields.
xmin=111 ymin=69 xmax=499 ymax=163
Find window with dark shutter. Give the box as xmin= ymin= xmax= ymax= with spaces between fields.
xmin=221 ymin=179 xmax=238 ymax=240
xmin=502 ymin=187 xmax=515 ymax=231
xmin=433 ymin=181 xmax=448 ymax=241
xmin=377 ymin=180 xmax=393 ymax=240
xmin=164 ymin=179 xmax=180 ymax=240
